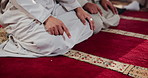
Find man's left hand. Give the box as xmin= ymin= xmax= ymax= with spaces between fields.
xmin=101 ymin=0 xmax=118 ymax=14
xmin=83 ymin=3 xmax=102 ymax=15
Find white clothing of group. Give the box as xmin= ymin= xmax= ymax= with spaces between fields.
xmin=0 ymin=0 xmax=120 ymax=57
xmin=128 ymin=0 xmax=148 ymax=8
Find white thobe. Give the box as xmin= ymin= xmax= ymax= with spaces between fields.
xmin=0 ymin=0 xmax=93 ymax=57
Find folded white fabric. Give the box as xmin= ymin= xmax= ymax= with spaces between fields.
xmin=123 ymin=1 xmax=140 ymax=11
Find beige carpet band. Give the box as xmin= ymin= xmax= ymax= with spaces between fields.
xmin=0 ymin=28 xmax=7 ymax=44
xmin=120 ymin=15 xmax=148 ymax=22
xmin=101 ymin=29 xmax=148 ymax=40
xmin=64 ymin=50 xmax=148 ymax=78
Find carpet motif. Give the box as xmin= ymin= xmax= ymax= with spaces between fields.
xmin=65 ymin=50 xmax=148 ymax=78
xmin=0 ymin=28 xmax=7 ymax=44
xmin=120 ymin=15 xmax=148 ymax=22
xmin=101 ymin=29 xmax=148 ymax=40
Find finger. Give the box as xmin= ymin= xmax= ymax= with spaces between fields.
xmin=93 ymin=8 xmax=99 ymax=14
xmin=53 ymin=26 xmax=59 ymax=35
xmin=89 ymin=9 xmax=94 ymax=14
xmin=107 ymin=2 xmax=116 ymax=14
xmin=86 ymin=17 xmax=95 ymax=30
xmin=62 ymin=24 xmax=71 ymax=38
xmin=80 ymin=16 xmax=86 ymax=25
xmin=114 ymin=7 xmax=118 ymax=14
xmin=109 ymin=3 xmax=118 ymax=14
xmin=49 ymin=28 xmax=54 ymax=35
xmin=58 ymin=25 xmax=64 ymax=35
xmin=104 ymin=4 xmax=109 ymax=11
xmin=92 ymin=20 xmax=95 ymax=30
xmin=97 ymin=6 xmax=103 ymax=15
xmin=110 ymin=5 xmax=116 ymax=14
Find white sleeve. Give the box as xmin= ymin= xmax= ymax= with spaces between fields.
xmin=13 ymin=0 xmax=51 ymax=23
xmin=77 ymin=0 xmax=88 ymax=7
xmin=58 ymin=0 xmax=81 ymax=11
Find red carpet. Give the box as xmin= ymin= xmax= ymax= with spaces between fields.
xmin=111 ymin=19 xmax=148 ymax=34
xmin=73 ymin=32 xmax=148 ymax=68
xmin=0 ymin=25 xmax=2 ymax=28
xmin=122 ymin=11 xmax=148 ymax=19
xmin=0 ymin=11 xmax=148 ymax=78
xmin=0 ymin=57 xmax=110 ymax=78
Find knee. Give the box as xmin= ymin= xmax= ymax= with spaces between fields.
xmin=113 ymin=14 xmax=120 ymax=26
xmin=34 ymin=36 xmax=70 ymax=54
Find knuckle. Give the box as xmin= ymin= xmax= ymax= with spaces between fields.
xmin=49 ymin=27 xmax=52 ymax=30
xmin=60 ymin=31 xmax=64 ymax=35
xmin=56 ymin=25 xmax=60 ymax=28
xmin=82 ymin=20 xmax=86 ymax=23
xmin=60 ymin=22 xmax=64 ymax=25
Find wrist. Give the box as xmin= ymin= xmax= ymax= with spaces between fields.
xmin=74 ymin=7 xmax=83 ymax=12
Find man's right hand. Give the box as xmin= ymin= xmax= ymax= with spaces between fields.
xmin=44 ymin=16 xmax=71 ymax=38
xmin=83 ymin=3 xmax=102 ymax=15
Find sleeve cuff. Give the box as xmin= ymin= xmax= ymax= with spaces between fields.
xmin=60 ymin=1 xmax=81 ymax=11
xmin=77 ymin=0 xmax=88 ymax=7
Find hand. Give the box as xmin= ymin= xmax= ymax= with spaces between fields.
xmin=101 ymin=0 xmax=118 ymax=14
xmin=83 ymin=3 xmax=102 ymax=15
xmin=44 ymin=16 xmax=71 ymax=38
xmin=75 ymin=7 xmax=95 ymax=30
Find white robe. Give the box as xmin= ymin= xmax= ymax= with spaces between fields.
xmin=128 ymin=0 xmax=148 ymax=8
xmin=0 ymin=0 xmax=93 ymax=57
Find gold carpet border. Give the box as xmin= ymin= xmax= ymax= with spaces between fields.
xmin=101 ymin=29 xmax=148 ymax=40
xmin=120 ymin=15 xmax=148 ymax=22
xmin=64 ymin=50 xmax=148 ymax=78
xmin=0 ymin=28 xmax=7 ymax=44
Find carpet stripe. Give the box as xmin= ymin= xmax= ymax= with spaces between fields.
xmin=64 ymin=50 xmax=148 ymax=78
xmin=101 ymin=29 xmax=148 ymax=40
xmin=0 ymin=28 xmax=7 ymax=44
xmin=120 ymin=15 xmax=148 ymax=22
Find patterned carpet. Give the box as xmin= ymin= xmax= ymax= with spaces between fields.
xmin=0 ymin=11 xmax=148 ymax=78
